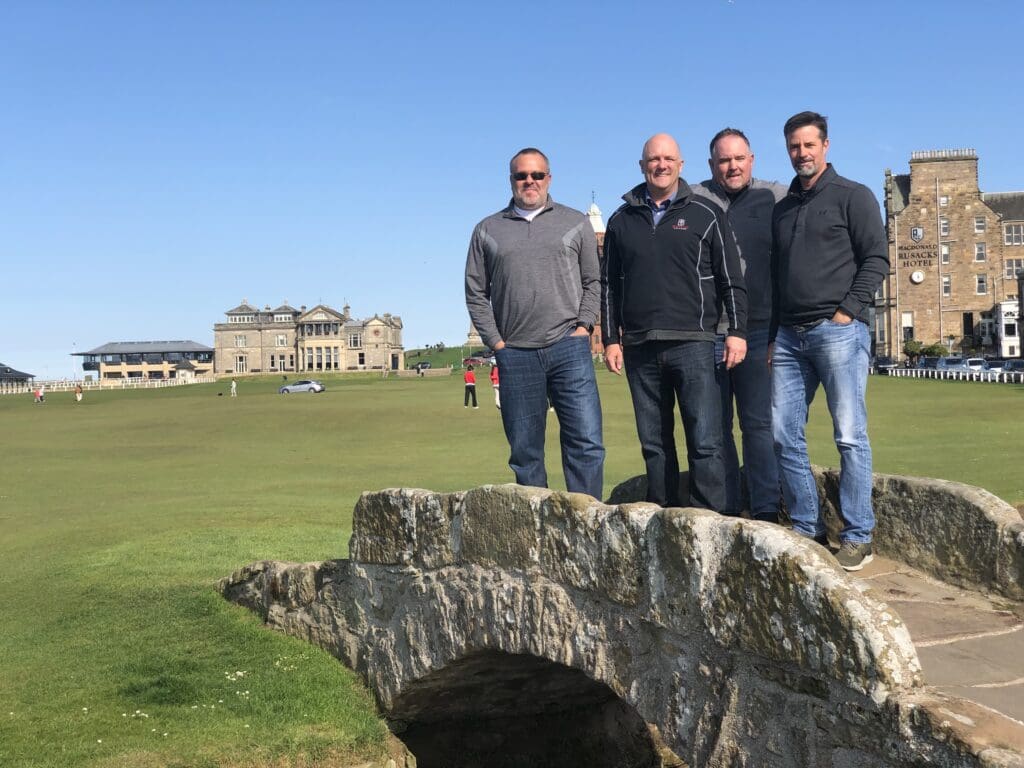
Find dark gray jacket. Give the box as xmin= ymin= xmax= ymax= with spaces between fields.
xmin=692 ymin=178 xmax=787 ymax=333
xmin=770 ymin=165 xmax=888 ymax=336
xmin=465 ymin=198 xmax=600 ymax=350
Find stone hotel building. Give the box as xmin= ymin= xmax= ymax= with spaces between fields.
xmin=213 ymin=301 xmax=404 ymax=376
xmin=877 ymin=149 xmax=1024 ymax=358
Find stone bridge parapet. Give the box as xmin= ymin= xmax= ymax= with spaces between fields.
xmin=220 ymin=484 xmax=1024 ymax=767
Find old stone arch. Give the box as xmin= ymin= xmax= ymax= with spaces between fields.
xmin=388 ymin=650 xmax=668 ymax=768
xmin=221 ymin=482 xmax=1024 ymax=767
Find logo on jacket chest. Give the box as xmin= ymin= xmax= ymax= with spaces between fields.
xmin=671 ymin=217 xmax=688 ymax=230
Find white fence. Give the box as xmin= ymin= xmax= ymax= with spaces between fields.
xmin=0 ymin=376 xmax=217 ymax=396
xmin=885 ymin=368 xmax=1024 ymax=384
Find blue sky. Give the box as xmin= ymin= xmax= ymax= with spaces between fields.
xmin=4 ymin=0 xmax=1022 ymax=378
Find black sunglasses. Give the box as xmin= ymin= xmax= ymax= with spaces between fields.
xmin=512 ymin=171 xmax=548 ymax=181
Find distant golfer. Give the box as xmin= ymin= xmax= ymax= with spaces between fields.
xmin=464 ymin=365 xmax=478 ymax=409
xmin=75 ymin=384 xmax=83 ymax=403
xmin=489 ymin=363 xmax=500 ymax=409
xmin=230 ymin=379 xmax=237 ymax=397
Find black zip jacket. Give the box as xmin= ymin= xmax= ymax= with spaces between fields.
xmin=770 ymin=165 xmax=888 ymax=337
xmin=601 ymin=180 xmax=747 ymax=347
xmin=691 ymin=178 xmax=787 ymax=333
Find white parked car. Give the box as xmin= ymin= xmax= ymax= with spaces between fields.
xmin=964 ymin=358 xmax=989 ymax=371
xmin=279 ymin=379 xmax=325 ymax=394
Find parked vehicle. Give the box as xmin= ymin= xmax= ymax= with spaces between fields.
xmin=964 ymin=358 xmax=989 ymax=371
xmin=872 ymin=356 xmax=897 ymax=375
xmin=936 ymin=357 xmax=968 ymax=371
xmin=462 ymin=357 xmax=487 ymax=367
xmin=1001 ymin=360 xmax=1024 ymax=374
xmin=411 ymin=361 xmax=432 ymax=371
xmin=279 ymin=379 xmax=325 ymax=394
xmin=916 ymin=357 xmax=940 ymax=369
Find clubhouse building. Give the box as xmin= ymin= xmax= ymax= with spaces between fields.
xmin=212 ymin=301 xmax=404 ymax=375
xmin=73 ymin=341 xmax=215 ymax=381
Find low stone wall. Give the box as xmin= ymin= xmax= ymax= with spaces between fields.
xmin=609 ymin=469 xmax=1024 ymax=601
xmin=220 ymin=484 xmax=1024 ymax=767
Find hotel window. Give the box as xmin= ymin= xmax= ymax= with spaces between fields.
xmin=234 ymin=335 xmax=247 ymax=347
xmin=333 ymin=347 xmax=340 ymax=369
xmin=234 ymin=355 xmax=247 ymax=373
xmin=1006 ymin=259 xmax=1024 ymax=279
xmin=939 ymin=195 xmax=949 ymax=207
xmin=276 ymin=334 xmax=287 ymax=347
xmin=901 ymin=311 xmax=914 ymax=341
xmin=358 ymin=352 xmax=365 ymax=366
xmin=349 ymin=333 xmax=363 ymax=348
xmin=976 ymin=274 xmax=988 ymax=294
xmin=939 ymin=217 xmax=950 ymax=236
xmin=975 ymin=242 xmax=986 ymax=262
xmin=942 ymin=275 xmax=951 ymax=297
xmin=1007 ymin=224 xmax=1024 ymax=245
xmin=229 ymin=314 xmax=254 ymax=324
xmin=940 ymin=243 xmax=950 ymax=264
xmin=273 ymin=313 xmax=292 ymax=322
xmin=305 ymin=349 xmax=314 ymax=369
xmin=876 ymin=325 xmax=886 ymax=343
xmin=974 ymin=217 xmax=986 ymax=233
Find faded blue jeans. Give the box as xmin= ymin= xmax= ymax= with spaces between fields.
xmin=771 ymin=320 xmax=874 ymax=543
xmin=623 ymin=340 xmax=725 ymax=511
xmin=715 ymin=328 xmax=780 ymax=520
xmin=494 ymin=332 xmax=604 ymax=499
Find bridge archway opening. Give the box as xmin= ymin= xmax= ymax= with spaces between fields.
xmin=388 ymin=650 xmax=668 ymax=768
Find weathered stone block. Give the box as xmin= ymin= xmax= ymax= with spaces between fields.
xmin=460 ymin=484 xmax=548 ymax=569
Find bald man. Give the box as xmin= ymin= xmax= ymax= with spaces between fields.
xmin=601 ymin=133 xmax=747 ymax=510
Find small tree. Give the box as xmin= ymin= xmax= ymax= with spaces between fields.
xmin=921 ymin=342 xmax=948 ymax=357
xmin=903 ymin=338 xmax=923 ymax=364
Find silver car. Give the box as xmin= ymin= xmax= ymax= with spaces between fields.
xmin=279 ymin=379 xmax=325 ymax=394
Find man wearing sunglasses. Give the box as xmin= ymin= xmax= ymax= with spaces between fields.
xmin=601 ymin=133 xmax=747 ymax=511
xmin=465 ymin=148 xmax=604 ymax=499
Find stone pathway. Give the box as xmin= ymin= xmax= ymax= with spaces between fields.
xmin=855 ymin=555 xmax=1024 ymax=724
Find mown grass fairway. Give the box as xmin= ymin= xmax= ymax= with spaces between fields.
xmin=1 ymin=373 xmax=1021 ymax=767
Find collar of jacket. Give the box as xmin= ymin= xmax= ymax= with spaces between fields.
xmin=502 ymin=196 xmax=555 ymax=219
xmin=786 ymin=163 xmax=837 ymax=200
xmin=622 ymin=179 xmax=692 ymax=211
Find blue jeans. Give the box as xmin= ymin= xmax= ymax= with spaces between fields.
xmin=715 ymin=329 xmax=780 ymax=520
xmin=623 ymin=341 xmax=725 ymax=510
xmin=494 ymin=333 xmax=604 ymax=499
xmin=771 ymin=321 xmax=874 ymax=543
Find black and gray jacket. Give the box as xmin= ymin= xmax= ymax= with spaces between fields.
xmin=691 ymin=178 xmax=787 ymax=333
xmin=770 ymin=165 xmax=888 ymax=337
xmin=601 ymin=180 xmax=747 ymax=347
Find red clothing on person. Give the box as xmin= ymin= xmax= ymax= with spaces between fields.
xmin=464 ymin=370 xmax=476 ymax=385
xmin=489 ymin=367 xmax=499 ymax=386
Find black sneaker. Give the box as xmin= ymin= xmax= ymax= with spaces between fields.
xmin=835 ymin=541 xmax=873 ymax=572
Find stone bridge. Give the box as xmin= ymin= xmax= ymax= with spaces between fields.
xmin=220 ymin=475 xmax=1024 ymax=768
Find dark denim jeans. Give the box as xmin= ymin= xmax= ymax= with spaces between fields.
xmin=715 ymin=328 xmax=780 ymax=520
xmin=623 ymin=340 xmax=725 ymax=510
xmin=494 ymin=333 xmax=604 ymax=499
xmin=771 ymin=321 xmax=874 ymax=543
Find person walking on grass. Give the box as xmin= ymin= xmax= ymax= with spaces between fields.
xmin=75 ymin=383 xmax=83 ymax=403
xmin=230 ymin=379 xmax=237 ymax=398
xmin=464 ymin=365 xmax=478 ymax=409
xmin=489 ymin=363 xmax=500 ymax=409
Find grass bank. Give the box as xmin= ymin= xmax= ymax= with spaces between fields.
xmin=0 ymin=373 xmax=1020 ymax=766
